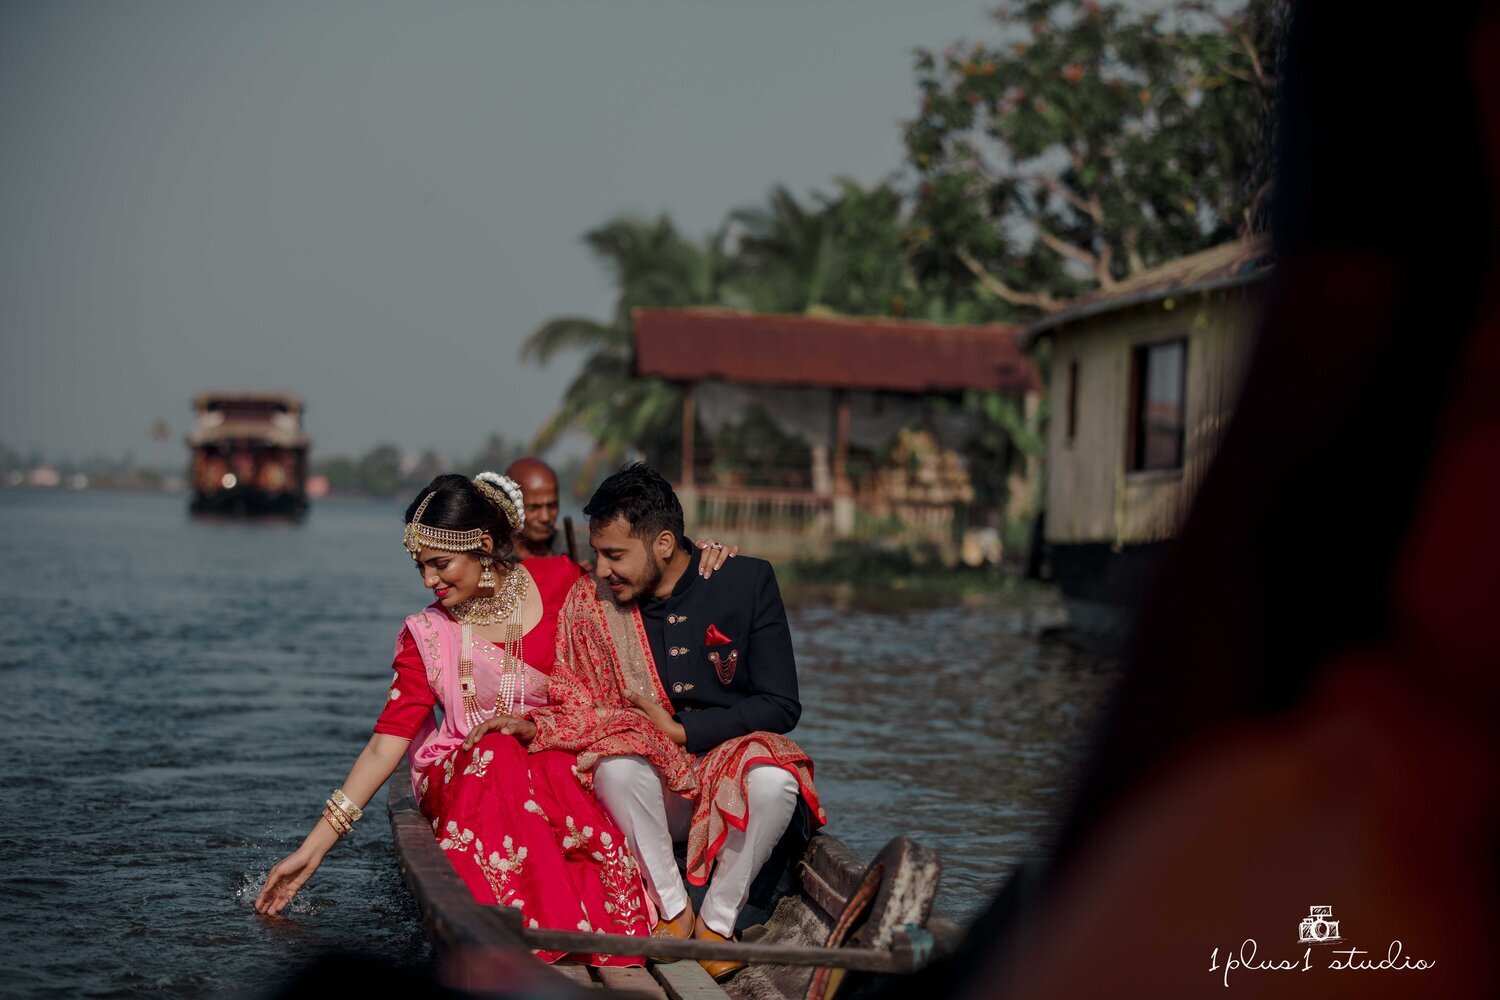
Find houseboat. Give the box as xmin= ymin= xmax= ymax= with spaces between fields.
xmin=186 ymin=392 xmax=310 ymax=517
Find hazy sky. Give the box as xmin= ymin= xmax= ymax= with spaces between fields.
xmin=1 ymin=0 xmax=997 ymax=466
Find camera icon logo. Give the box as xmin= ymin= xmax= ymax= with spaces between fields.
xmin=1298 ymin=905 xmax=1342 ymax=944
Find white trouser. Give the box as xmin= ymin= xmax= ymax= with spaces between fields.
xmin=593 ymin=755 xmax=800 ymax=937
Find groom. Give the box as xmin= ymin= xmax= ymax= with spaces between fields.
xmin=531 ymin=463 xmax=823 ymax=980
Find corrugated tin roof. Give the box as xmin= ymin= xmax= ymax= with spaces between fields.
xmin=632 ymin=308 xmax=1039 ymax=394
xmin=1023 ymin=236 xmax=1275 ymax=344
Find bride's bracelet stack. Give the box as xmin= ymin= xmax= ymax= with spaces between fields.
xmin=321 ymin=788 xmax=363 ymax=838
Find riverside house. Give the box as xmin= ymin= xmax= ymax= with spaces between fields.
xmin=1024 ymin=238 xmax=1275 ymax=636
xmin=632 ymin=308 xmax=1040 ymax=563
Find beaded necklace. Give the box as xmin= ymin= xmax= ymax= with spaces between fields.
xmin=453 ymin=568 xmax=529 ymax=728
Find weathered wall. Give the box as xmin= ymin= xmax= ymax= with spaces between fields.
xmin=1044 ymin=285 xmax=1263 ymax=546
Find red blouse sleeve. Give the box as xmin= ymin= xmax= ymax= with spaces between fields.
xmin=373 ymin=626 xmax=437 ymax=740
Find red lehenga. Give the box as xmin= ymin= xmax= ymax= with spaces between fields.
xmin=374 ymin=556 xmax=651 ymax=966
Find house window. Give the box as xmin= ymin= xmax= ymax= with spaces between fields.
xmin=1065 ymin=359 xmax=1079 ymax=445
xmin=1129 ymin=339 xmax=1186 ymax=471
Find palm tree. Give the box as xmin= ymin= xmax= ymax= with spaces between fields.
xmin=522 ymin=216 xmax=728 ymax=473
xmin=729 ymin=180 xmax=918 ymax=317
xmin=729 ymin=185 xmax=836 ymax=313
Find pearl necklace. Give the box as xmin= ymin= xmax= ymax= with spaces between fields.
xmin=453 ymin=568 xmax=529 ymax=727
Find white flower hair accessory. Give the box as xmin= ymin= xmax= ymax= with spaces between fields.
xmin=472 ymin=471 xmax=525 ymax=531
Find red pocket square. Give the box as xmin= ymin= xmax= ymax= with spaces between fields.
xmin=704 ymin=624 xmax=733 ymax=646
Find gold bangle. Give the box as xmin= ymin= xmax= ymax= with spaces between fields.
xmin=323 ymin=801 xmax=352 ymax=832
xmin=330 ymin=788 xmax=364 ymax=823
xmin=325 ymin=799 xmax=354 ymax=829
xmin=321 ymin=809 xmax=349 ymax=838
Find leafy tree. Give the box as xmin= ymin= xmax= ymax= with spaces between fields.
xmin=904 ymin=0 xmax=1284 ymax=315
xmin=403 ymin=447 xmax=448 ymax=492
xmin=729 ymin=185 xmax=837 ymax=314
xmin=356 ymin=443 xmax=402 ymax=498
xmin=313 ymin=455 xmax=357 ymax=492
xmin=463 ymin=435 xmax=520 ymax=478
xmin=729 ymin=180 xmax=918 ymax=318
xmin=522 ymin=216 xmax=730 ymax=472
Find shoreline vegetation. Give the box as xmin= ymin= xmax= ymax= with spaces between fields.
xmin=783 ymin=541 xmax=1048 ymax=602
xmin=0 ymin=481 xmax=1047 ymax=592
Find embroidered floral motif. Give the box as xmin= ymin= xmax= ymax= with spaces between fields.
xmin=522 ymin=799 xmax=550 ymax=823
xmin=439 ymin=821 xmax=475 ymax=853
xmin=412 ymin=613 xmax=443 ymax=686
xmin=472 ymin=834 xmax=527 ymax=904
xmin=560 ymin=815 xmax=594 ymax=853
xmin=557 ymin=816 xmax=643 ymax=929
xmin=592 ymin=827 xmax=645 ymax=928
xmin=388 ymin=687 xmax=401 ymax=701
xmin=463 ymin=748 xmax=494 ymax=778
xmin=442 ymin=753 xmax=457 ymax=785
xmin=419 ymin=775 xmax=430 ymax=796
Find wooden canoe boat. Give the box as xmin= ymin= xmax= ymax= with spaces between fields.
xmin=388 ymin=775 xmax=962 ymax=998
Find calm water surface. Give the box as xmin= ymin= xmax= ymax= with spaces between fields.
xmin=0 ymin=490 xmax=1117 ymax=998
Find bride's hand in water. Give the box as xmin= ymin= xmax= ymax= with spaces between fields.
xmin=255 ymin=844 xmax=325 ymax=916
xmin=462 ymin=714 xmax=536 ymax=750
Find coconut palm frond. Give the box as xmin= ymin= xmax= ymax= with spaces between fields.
xmin=520 ymin=317 xmax=620 ymax=365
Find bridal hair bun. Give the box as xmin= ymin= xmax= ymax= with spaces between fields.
xmin=472 ymin=472 xmax=525 ymax=531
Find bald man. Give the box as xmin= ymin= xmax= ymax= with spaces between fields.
xmin=505 ymin=457 xmax=565 ymax=561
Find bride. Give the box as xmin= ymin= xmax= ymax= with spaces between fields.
xmin=254 ymin=472 xmax=732 ymax=964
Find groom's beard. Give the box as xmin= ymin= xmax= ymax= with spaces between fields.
xmin=597 ymin=552 xmax=665 ymax=607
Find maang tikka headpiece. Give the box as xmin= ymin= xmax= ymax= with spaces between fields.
xmin=401 ymin=474 xmax=526 ymax=561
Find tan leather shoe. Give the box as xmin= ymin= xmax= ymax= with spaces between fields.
xmin=649 ymin=901 xmax=694 ymax=963
xmin=653 ymin=902 xmax=695 ymax=939
xmin=694 ymin=915 xmax=746 ymax=981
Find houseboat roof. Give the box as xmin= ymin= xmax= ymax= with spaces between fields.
xmin=187 ymin=422 xmax=310 ymax=449
xmin=632 ymin=308 xmax=1039 ymax=394
xmin=1022 ymin=236 xmax=1275 ymax=345
xmin=192 ymin=391 xmax=305 ymax=410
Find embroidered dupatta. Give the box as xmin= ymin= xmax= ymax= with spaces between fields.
xmin=531 ymin=576 xmax=824 ymax=886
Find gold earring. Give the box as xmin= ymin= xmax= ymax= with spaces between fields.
xmin=477 ymin=556 xmax=497 ymax=595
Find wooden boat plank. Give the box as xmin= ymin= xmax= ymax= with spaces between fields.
xmin=797 ymin=834 xmax=866 ymax=919
xmin=596 ymin=965 xmax=670 ymax=998
xmin=549 ymin=963 xmax=600 ymax=987
xmin=388 ymin=770 xmax=951 ymax=996
xmin=716 ymin=894 xmax=831 ymax=1000
xmin=520 ymin=926 xmax=907 ymax=972
xmin=650 ymin=961 xmax=730 ymax=1000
